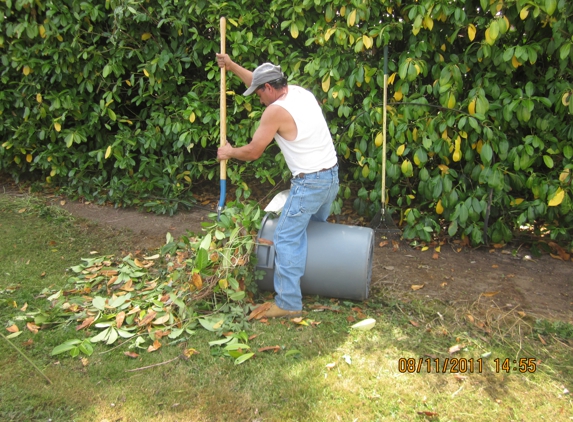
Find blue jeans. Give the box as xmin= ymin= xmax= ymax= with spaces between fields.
xmin=273 ymin=165 xmax=339 ymax=311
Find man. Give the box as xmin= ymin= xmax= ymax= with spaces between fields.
xmin=216 ymin=54 xmax=339 ymax=319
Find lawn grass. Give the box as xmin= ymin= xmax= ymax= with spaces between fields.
xmin=1 ymin=194 xmax=573 ymax=421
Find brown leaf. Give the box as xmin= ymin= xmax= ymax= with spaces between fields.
xmin=538 ymin=334 xmax=547 ymax=345
xmin=153 ymin=314 xmax=170 ymax=325
xmin=411 ymin=284 xmax=425 ymax=291
xmin=6 ymin=324 xmax=19 ymax=333
xmin=392 ymin=240 xmax=400 ymax=251
xmin=410 ymin=320 xmax=420 ymax=327
xmin=20 ymin=302 xmax=28 ymax=312
xmin=482 ymin=291 xmax=500 ymax=297
xmin=417 ymin=411 xmax=438 ymax=417
xmin=448 ymin=344 xmax=463 ymax=354
xmin=258 ymin=345 xmax=280 ymax=353
xmin=76 ymin=317 xmax=94 ymax=331
xmin=379 ymin=240 xmax=389 ymax=248
xmin=116 ymin=311 xmax=125 ymax=329
xmin=466 ymin=314 xmax=475 ymax=323
xmin=107 ymin=275 xmax=118 ymax=286
xmin=147 ymin=339 xmax=161 ymax=352
xmin=491 ymin=264 xmax=499 ymax=268
xmin=124 ymin=351 xmax=139 ymax=359
xmin=191 ymin=273 xmax=203 ymax=289
xmin=101 ymin=270 xmax=118 ymax=277
xmin=346 ymin=315 xmax=356 ymax=323
xmin=454 ymin=374 xmax=468 ymax=381
xmin=432 ymin=252 xmax=439 ymax=260
xmin=138 ymin=310 xmax=157 ymax=327
xmin=248 ymin=302 xmax=272 ymax=321
xmin=258 ymin=238 xmax=274 ymax=246
xmin=26 ymin=322 xmax=39 ymax=334
xmin=120 ymin=279 xmax=134 ymax=291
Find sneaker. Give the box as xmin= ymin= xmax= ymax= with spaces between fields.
xmin=249 ymin=302 xmax=302 ymax=320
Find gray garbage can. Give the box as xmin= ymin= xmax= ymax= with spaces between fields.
xmin=255 ymin=213 xmax=374 ymax=300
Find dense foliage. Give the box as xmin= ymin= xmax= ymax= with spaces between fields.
xmin=1 ymin=0 xmax=572 ymax=247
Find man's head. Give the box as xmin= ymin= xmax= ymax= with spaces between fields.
xmin=244 ymin=63 xmax=287 ymax=96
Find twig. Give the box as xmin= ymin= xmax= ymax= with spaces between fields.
xmin=125 ymin=356 xmax=180 ymax=372
xmin=0 ymin=332 xmax=52 ymax=385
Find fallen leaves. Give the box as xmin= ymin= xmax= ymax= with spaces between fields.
xmin=247 ymin=302 xmax=272 ymax=321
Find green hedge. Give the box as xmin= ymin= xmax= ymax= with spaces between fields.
xmin=1 ymin=0 xmax=572 ymax=247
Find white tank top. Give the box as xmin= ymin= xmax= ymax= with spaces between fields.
xmin=272 ymin=85 xmax=337 ymax=176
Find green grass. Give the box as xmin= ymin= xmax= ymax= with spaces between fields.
xmin=1 ymin=194 xmax=573 ymax=421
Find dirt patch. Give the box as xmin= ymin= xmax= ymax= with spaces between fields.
xmin=3 ymin=179 xmax=572 ymax=322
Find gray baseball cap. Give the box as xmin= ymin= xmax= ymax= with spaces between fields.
xmin=243 ymin=63 xmax=285 ymax=96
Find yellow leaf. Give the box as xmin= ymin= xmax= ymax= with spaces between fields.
xmin=340 ymin=6 xmax=346 ymax=17
xmin=561 ymin=92 xmax=571 ymax=106
xmin=512 ymin=55 xmax=521 ymax=68
xmin=438 ymin=164 xmax=449 ymax=175
xmin=54 ymin=122 xmax=61 ymax=132
xmin=468 ymin=24 xmax=476 ymax=41
xmin=411 ymin=284 xmax=425 ymax=291
xmin=189 ymin=112 xmax=196 ymax=123
xmin=363 ymin=35 xmax=373 ymax=49
xmin=424 ymin=16 xmax=434 ymax=30
xmin=520 ymin=6 xmax=530 ymax=20
xmin=348 ymin=9 xmax=357 ymax=26
xmin=322 ymin=75 xmax=330 ymax=92
xmin=125 ymin=79 xmax=132 ymax=86
xmin=396 ymin=144 xmax=406 ymax=156
xmin=559 ymin=169 xmax=570 ymax=183
xmin=39 ymin=25 xmax=46 ymax=38
xmin=375 ymin=132 xmax=383 ymax=147
xmin=421 ymin=246 xmax=429 ymax=251
xmin=548 ymin=187 xmax=565 ymax=207
xmin=436 ymin=200 xmax=444 ymax=214
xmin=36 ymin=93 xmax=42 ymax=103
xmin=510 ymin=198 xmax=525 ymax=206
xmin=388 ymin=72 xmax=397 ymax=85
xmin=468 ymin=98 xmax=476 ymax=115
xmin=453 ymin=149 xmax=462 ymax=162
xmin=413 ymin=154 xmax=421 ymax=166
xmin=57 ymin=34 xmax=63 ymax=42
xmin=325 ymin=27 xmax=336 ymax=41
xmin=447 ymin=93 xmax=456 ymax=109
xmin=482 ymin=291 xmax=500 ymax=297
xmin=362 ymin=164 xmax=369 ymax=178
xmin=484 ymin=28 xmax=494 ymax=45
xmin=143 ymin=69 xmax=149 ymax=77
xmin=141 ymin=32 xmax=152 ymax=41
xmin=394 ymin=89 xmax=403 ymax=101
xmin=26 ymin=154 xmax=32 ymax=163
xmin=401 ymin=159 xmax=413 ymax=177
xmin=105 ymin=145 xmax=112 ymax=159
xmin=23 ymin=65 xmax=31 ymax=76
xmin=290 ymin=22 xmax=299 ymax=39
